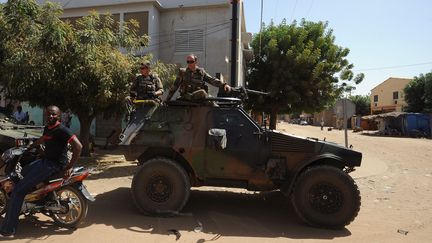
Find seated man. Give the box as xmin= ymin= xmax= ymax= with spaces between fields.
xmin=13 ymin=105 xmax=27 ymax=124
xmin=165 ymin=54 xmax=231 ymax=104
xmin=119 ymin=62 xmax=163 ymax=145
xmin=0 ymin=105 xmax=82 ymax=237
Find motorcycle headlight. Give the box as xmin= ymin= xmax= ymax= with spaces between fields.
xmin=1 ymin=149 xmax=14 ymax=162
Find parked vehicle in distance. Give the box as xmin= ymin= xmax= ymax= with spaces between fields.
xmin=0 ymin=112 xmax=43 ymax=152
xmin=300 ymin=120 xmax=308 ymax=125
xmin=121 ymin=97 xmax=362 ymax=228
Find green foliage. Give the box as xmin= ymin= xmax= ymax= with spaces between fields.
xmin=404 ymin=71 xmax=432 ymax=113
xmin=153 ymin=61 xmax=178 ymax=89
xmin=349 ymin=95 xmax=370 ymax=116
xmin=246 ymin=19 xmax=363 ymax=115
xmin=0 ymin=0 xmax=176 ymax=155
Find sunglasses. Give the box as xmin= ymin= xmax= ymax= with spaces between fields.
xmin=140 ymin=66 xmax=149 ymax=70
xmin=186 ymin=60 xmax=195 ymax=64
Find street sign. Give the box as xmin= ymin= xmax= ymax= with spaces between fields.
xmin=334 ymin=98 xmax=356 ymax=118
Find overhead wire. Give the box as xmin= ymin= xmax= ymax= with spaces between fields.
xmin=148 ymin=20 xmax=231 ymax=39
xmin=145 ymin=21 xmax=231 ymax=49
xmin=354 ymin=61 xmax=432 ymax=72
xmin=291 ymin=0 xmax=299 ymax=22
xmin=259 ymin=0 xmax=263 ymax=56
xmin=306 ymin=0 xmax=315 ymax=18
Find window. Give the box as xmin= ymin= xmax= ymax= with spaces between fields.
xmin=393 ymin=91 xmax=399 ymax=100
xmin=61 ymin=16 xmax=82 ymax=26
xmin=62 ymin=14 xmax=120 ymax=32
xmin=373 ymin=95 xmax=378 ymax=102
xmin=175 ymin=29 xmax=204 ymax=53
xmin=394 ymin=100 xmax=397 ymax=105
xmin=124 ymin=11 xmax=149 ymax=36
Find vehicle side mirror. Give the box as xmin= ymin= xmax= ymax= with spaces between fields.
xmin=208 ymin=128 xmax=227 ymax=150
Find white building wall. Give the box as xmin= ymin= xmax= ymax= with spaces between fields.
xmin=147 ymin=6 xmax=160 ymax=59
xmin=159 ymin=6 xmax=232 ymax=94
xmin=37 ymin=0 xmax=247 ymax=89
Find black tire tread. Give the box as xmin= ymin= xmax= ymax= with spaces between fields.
xmin=131 ymin=157 xmax=190 ymax=216
xmin=291 ymin=165 xmax=361 ymax=228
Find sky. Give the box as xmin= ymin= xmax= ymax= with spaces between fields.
xmin=244 ymin=0 xmax=432 ymax=95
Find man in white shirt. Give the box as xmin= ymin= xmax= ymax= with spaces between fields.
xmin=13 ymin=105 xmax=27 ymax=123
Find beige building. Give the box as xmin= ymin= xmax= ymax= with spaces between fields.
xmin=370 ymin=77 xmax=412 ymax=114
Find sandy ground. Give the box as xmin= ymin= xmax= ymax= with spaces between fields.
xmin=2 ymin=122 xmax=432 ymax=243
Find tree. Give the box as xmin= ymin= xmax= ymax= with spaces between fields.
xmin=1 ymin=0 xmax=176 ymax=156
xmin=404 ymin=72 xmax=432 ymax=113
xmin=247 ymin=19 xmax=363 ymax=129
xmin=349 ymin=95 xmax=370 ymax=116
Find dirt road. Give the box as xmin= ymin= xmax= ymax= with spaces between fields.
xmin=3 ymin=123 xmax=432 ymax=242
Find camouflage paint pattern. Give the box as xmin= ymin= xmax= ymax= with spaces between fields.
xmin=122 ymin=102 xmax=362 ymax=192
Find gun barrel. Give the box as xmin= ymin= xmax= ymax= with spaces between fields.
xmin=245 ymin=89 xmax=269 ymax=96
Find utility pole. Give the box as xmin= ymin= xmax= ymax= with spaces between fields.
xmin=343 ymin=97 xmax=348 ymax=148
xmin=230 ymin=0 xmax=238 ymax=87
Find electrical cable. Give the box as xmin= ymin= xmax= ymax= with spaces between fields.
xmin=354 ymin=62 xmax=432 ymax=72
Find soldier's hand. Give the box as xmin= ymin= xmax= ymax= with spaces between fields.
xmin=63 ymin=167 xmax=73 ymax=179
xmin=130 ymin=91 xmax=137 ymax=98
xmin=224 ymin=84 xmax=231 ymax=92
xmin=146 ymin=91 xmax=156 ymax=99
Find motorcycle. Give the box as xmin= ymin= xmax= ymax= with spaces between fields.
xmin=0 ymin=143 xmax=94 ymax=228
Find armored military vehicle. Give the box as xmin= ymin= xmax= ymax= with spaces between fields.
xmin=121 ymin=98 xmax=362 ymax=228
xmin=0 ymin=114 xmax=43 ymax=152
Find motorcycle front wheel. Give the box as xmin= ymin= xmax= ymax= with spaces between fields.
xmin=51 ymin=186 xmax=88 ymax=228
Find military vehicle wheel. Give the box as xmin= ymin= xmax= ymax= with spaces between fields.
xmin=291 ymin=165 xmax=361 ymax=228
xmin=131 ymin=157 xmax=190 ymax=216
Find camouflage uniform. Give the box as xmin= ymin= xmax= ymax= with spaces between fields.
xmin=131 ymin=74 xmax=164 ymax=102
xmin=166 ymin=67 xmax=227 ymax=101
xmin=126 ymin=73 xmax=163 ymax=117
xmin=120 ymin=74 xmax=163 ymax=146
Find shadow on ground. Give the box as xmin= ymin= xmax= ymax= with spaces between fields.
xmin=93 ymin=188 xmax=350 ymax=240
xmin=5 ymin=149 xmax=352 ymax=241
xmin=6 ymin=187 xmax=351 ymax=241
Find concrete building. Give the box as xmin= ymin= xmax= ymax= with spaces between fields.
xmin=370 ymin=77 xmax=412 ymax=114
xmin=37 ymin=0 xmax=252 ymax=88
xmin=36 ymin=0 xmax=253 ymax=141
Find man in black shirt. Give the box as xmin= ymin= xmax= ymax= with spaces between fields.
xmin=0 ymin=106 xmax=82 ymax=237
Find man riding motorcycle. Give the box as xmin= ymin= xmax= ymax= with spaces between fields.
xmin=0 ymin=105 xmax=82 ymax=238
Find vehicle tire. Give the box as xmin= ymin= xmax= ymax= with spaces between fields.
xmin=291 ymin=165 xmax=361 ymax=228
xmin=52 ymin=186 xmax=88 ymax=228
xmin=0 ymin=189 xmax=8 ymax=215
xmin=131 ymin=157 xmax=190 ymax=216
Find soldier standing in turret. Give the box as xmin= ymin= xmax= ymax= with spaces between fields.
xmin=119 ymin=62 xmax=163 ymax=145
xmin=165 ymin=54 xmax=231 ymax=103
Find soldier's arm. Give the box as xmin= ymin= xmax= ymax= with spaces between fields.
xmin=202 ymin=70 xmax=231 ymax=92
xmin=130 ymin=77 xmax=139 ymax=98
xmin=154 ymin=76 xmax=164 ymax=96
xmin=165 ymin=75 xmax=181 ymax=101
